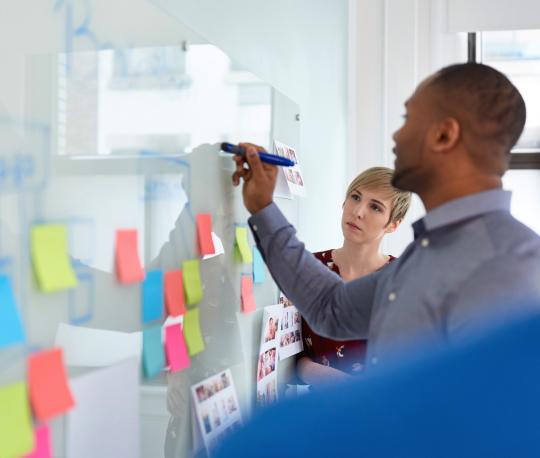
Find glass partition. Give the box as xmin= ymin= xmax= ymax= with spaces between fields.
xmin=0 ymin=2 xmax=301 ymax=457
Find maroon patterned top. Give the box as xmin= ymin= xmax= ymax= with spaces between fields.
xmin=300 ymin=250 xmax=395 ymax=375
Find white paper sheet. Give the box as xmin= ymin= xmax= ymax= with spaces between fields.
xmin=191 ymin=369 xmax=242 ymax=455
xmin=55 ymin=323 xmax=142 ymax=367
xmin=202 ymin=232 xmax=225 ymax=260
xmin=278 ymin=293 xmax=304 ymax=360
xmin=274 ymin=140 xmax=306 ymax=197
xmin=256 ymin=304 xmax=283 ymax=407
xmin=66 ymin=357 xmax=140 ymax=458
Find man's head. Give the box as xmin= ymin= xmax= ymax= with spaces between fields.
xmin=391 ymin=63 xmax=526 ymax=196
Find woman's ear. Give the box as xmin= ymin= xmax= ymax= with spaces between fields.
xmin=385 ymin=219 xmax=401 ymax=234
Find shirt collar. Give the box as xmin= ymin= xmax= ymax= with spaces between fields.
xmin=413 ymin=189 xmax=512 ymax=234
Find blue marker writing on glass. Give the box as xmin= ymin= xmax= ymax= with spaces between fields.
xmin=220 ymin=142 xmax=295 ymax=167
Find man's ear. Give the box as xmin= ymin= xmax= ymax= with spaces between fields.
xmin=430 ymin=117 xmax=461 ymax=153
xmin=385 ymin=219 xmax=401 ymax=234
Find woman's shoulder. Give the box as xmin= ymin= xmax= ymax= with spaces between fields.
xmin=313 ymin=249 xmax=334 ymax=262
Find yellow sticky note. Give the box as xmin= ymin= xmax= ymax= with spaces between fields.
xmin=182 ymin=259 xmax=203 ymax=306
xmin=31 ymin=224 xmax=77 ymax=292
xmin=183 ymin=308 xmax=205 ymax=356
xmin=0 ymin=382 xmax=34 ymax=457
xmin=235 ymin=227 xmax=253 ymax=264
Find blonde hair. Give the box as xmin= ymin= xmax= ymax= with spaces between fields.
xmin=345 ymin=167 xmax=411 ymax=224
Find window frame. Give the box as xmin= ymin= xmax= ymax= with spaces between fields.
xmin=468 ymin=31 xmax=540 ymax=169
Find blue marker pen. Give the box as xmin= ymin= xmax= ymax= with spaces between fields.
xmin=220 ymin=142 xmax=295 ymax=167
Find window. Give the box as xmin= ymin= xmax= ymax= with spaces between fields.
xmin=470 ymin=30 xmax=540 ymax=234
xmin=472 ymin=30 xmax=540 ymax=168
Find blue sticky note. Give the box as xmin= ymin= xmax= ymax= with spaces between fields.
xmin=142 ymin=271 xmax=164 ymax=323
xmin=142 ymin=325 xmax=164 ymax=378
xmin=252 ymin=247 xmax=266 ymax=284
xmin=0 ymin=276 xmax=26 ymax=349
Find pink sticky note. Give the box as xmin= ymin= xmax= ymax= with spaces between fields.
xmin=165 ymin=324 xmax=191 ymax=372
xmin=25 ymin=425 xmax=52 ymax=458
xmin=28 ymin=348 xmax=75 ymax=422
xmin=115 ymin=229 xmax=145 ymax=284
xmin=196 ymin=214 xmax=215 ymax=256
xmin=164 ymin=270 xmax=186 ymax=317
xmin=241 ymin=275 xmax=256 ymax=313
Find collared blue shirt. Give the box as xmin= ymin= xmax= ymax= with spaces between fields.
xmin=249 ymin=189 xmax=540 ymax=369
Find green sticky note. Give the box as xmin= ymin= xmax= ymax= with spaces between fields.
xmin=0 ymin=382 xmax=34 ymax=457
xmin=233 ymin=243 xmax=242 ymax=263
xmin=182 ymin=259 xmax=203 ymax=306
xmin=183 ymin=308 xmax=205 ymax=356
xmin=31 ymin=224 xmax=77 ymax=293
xmin=235 ymin=227 xmax=253 ymax=264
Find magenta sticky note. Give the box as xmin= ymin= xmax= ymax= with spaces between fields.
xmin=25 ymin=424 xmax=52 ymax=458
xmin=165 ymin=324 xmax=191 ymax=373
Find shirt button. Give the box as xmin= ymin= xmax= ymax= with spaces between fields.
xmin=252 ymin=224 xmax=258 ymax=232
xmin=421 ymin=238 xmax=429 ymax=247
xmin=388 ymin=292 xmax=396 ymax=301
xmin=371 ymin=356 xmax=378 ymax=365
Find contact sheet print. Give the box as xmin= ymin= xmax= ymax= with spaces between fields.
xmin=256 ymin=304 xmax=283 ymax=407
xmin=278 ymin=293 xmax=303 ymax=360
xmin=191 ymin=370 xmax=242 ymax=455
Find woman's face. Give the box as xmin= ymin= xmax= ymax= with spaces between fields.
xmin=341 ymin=186 xmax=398 ymax=245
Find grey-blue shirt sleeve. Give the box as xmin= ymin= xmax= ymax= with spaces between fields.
xmin=248 ymin=202 xmax=378 ymax=340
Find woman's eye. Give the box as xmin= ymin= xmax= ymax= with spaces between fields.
xmin=371 ymin=204 xmax=382 ymax=212
xmin=351 ymin=194 xmax=360 ymax=201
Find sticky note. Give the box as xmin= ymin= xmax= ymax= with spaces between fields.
xmin=196 ymin=214 xmax=215 ymax=256
xmin=28 ymin=348 xmax=75 ymax=422
xmin=164 ymin=270 xmax=186 ymax=317
xmin=252 ymin=247 xmax=266 ymax=284
xmin=182 ymin=259 xmax=203 ymax=306
xmin=142 ymin=325 xmax=164 ymax=378
xmin=142 ymin=270 xmax=164 ymax=323
xmin=0 ymin=382 xmax=34 ymax=457
xmin=235 ymin=227 xmax=253 ymax=264
xmin=25 ymin=425 xmax=52 ymax=458
xmin=31 ymin=224 xmax=77 ymax=292
xmin=165 ymin=324 xmax=191 ymax=372
xmin=0 ymin=275 xmax=26 ymax=349
xmin=115 ymin=229 xmax=145 ymax=284
xmin=183 ymin=308 xmax=205 ymax=356
xmin=241 ymin=275 xmax=256 ymax=313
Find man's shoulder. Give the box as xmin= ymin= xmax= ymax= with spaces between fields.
xmin=483 ymin=211 xmax=540 ymax=254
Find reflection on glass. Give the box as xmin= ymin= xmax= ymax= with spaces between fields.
xmin=58 ymin=45 xmax=272 ymax=156
xmin=481 ymin=29 xmax=540 ymax=150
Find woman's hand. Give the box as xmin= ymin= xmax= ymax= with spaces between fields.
xmin=231 ymin=142 xmax=278 ymax=214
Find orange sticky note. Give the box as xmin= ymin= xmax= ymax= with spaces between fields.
xmin=241 ymin=275 xmax=256 ymax=313
xmin=164 ymin=270 xmax=186 ymax=317
xmin=115 ymin=229 xmax=145 ymax=284
xmin=25 ymin=424 xmax=52 ymax=458
xmin=196 ymin=214 xmax=215 ymax=256
xmin=165 ymin=324 xmax=191 ymax=372
xmin=28 ymin=348 xmax=75 ymax=422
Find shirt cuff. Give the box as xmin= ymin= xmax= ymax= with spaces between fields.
xmin=248 ymin=202 xmax=291 ymax=241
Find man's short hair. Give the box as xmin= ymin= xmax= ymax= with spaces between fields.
xmin=429 ymin=63 xmax=526 ymax=160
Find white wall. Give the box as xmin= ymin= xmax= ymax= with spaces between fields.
xmin=151 ymin=0 xmax=349 ymax=251
xmin=349 ymin=0 xmax=467 ymax=256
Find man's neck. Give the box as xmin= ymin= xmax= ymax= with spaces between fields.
xmin=420 ymin=176 xmax=502 ymax=212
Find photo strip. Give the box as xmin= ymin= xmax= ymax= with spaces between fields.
xmin=191 ymin=369 xmax=242 ymax=455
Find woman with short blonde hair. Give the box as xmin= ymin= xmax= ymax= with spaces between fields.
xmin=297 ymin=167 xmax=411 ymax=385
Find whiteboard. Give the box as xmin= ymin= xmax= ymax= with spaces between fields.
xmin=0 ymin=1 xmax=301 ymax=456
